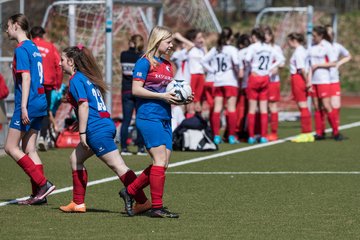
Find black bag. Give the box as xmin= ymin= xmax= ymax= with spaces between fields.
xmin=173 ymin=114 xmax=218 ymax=151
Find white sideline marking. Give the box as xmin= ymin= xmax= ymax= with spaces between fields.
xmin=1 ymin=121 xmax=360 ymax=207
xmin=166 ymin=171 xmax=360 ymax=175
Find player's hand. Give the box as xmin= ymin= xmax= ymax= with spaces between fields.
xmin=306 ymin=82 xmax=313 ymax=92
xmin=21 ymin=107 xmax=30 ymax=125
xmin=184 ymin=92 xmax=194 ymax=105
xmin=270 ymin=67 xmax=278 ymax=76
xmin=80 ymin=134 xmax=90 ymax=150
xmin=69 ymin=121 xmax=79 ymax=132
xmin=162 ymin=92 xmax=182 ymax=105
xmin=312 ymin=64 xmax=318 ymax=71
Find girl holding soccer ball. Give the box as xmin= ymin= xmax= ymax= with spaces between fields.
xmin=120 ymin=26 xmax=193 ymax=218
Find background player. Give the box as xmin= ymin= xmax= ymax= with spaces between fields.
xmin=326 ymin=25 xmax=352 ymax=131
xmin=119 ymin=34 xmax=147 ymax=156
xmin=245 ymin=27 xmax=283 ymax=144
xmin=287 ymin=33 xmax=314 ymax=143
xmin=202 ymin=27 xmax=240 ymax=144
xmin=30 ymin=26 xmax=63 ymax=151
xmin=308 ymin=26 xmax=340 ymax=141
xmin=4 ymin=13 xmax=55 ymax=205
xmin=59 ymin=46 xmax=149 ymax=213
xmin=264 ymin=26 xmax=285 ymax=141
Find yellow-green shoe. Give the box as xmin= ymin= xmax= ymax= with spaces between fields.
xmin=291 ymin=133 xmax=309 ymax=143
xmin=306 ymin=133 xmax=315 ymax=142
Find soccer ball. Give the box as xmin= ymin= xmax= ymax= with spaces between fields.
xmin=166 ymin=79 xmax=192 ymax=103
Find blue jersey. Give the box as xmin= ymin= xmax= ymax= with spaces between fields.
xmin=132 ymin=57 xmax=173 ymax=120
xmin=12 ymin=40 xmax=47 ymax=117
xmin=67 ymin=71 xmax=113 ymax=133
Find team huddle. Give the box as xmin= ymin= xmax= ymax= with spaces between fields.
xmin=3 ymin=11 xmax=351 ymax=218
xmin=170 ymin=25 xmax=351 ymax=144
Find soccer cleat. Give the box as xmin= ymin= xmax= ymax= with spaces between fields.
xmin=267 ymin=133 xmax=278 ymax=142
xmin=33 ymin=181 xmax=55 ymax=201
xmin=37 ymin=136 xmax=48 ymax=152
xmin=119 ymin=188 xmax=134 ymax=216
xmin=150 ymin=207 xmax=179 ymax=218
xmin=214 ymin=135 xmax=222 ymax=145
xmin=314 ymin=134 xmax=325 ymax=141
xmin=136 ymin=147 xmax=148 ymax=156
xmin=259 ymin=137 xmax=268 ymax=144
xmin=60 ymin=201 xmax=86 ymax=213
xmin=247 ymin=137 xmax=256 ymax=144
xmin=120 ymin=149 xmax=133 ymax=156
xmin=17 ymin=196 xmax=47 ymax=205
xmin=133 ymin=200 xmax=152 ymax=215
xmin=333 ymin=133 xmax=344 ymax=141
xmin=306 ymin=133 xmax=315 ymax=142
xmin=228 ymin=135 xmax=240 ymax=144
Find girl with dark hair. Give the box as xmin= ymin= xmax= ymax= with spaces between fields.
xmin=4 ymin=13 xmax=56 ymax=205
xmin=185 ymin=28 xmax=206 ymax=117
xmin=264 ymin=26 xmax=285 ymax=141
xmin=236 ymin=34 xmax=251 ymax=140
xmin=244 ymin=27 xmax=283 ymax=144
xmin=308 ymin=26 xmax=340 ymax=141
xmin=59 ymin=45 xmax=149 ymax=213
xmin=202 ymin=27 xmax=240 ymax=144
xmin=119 ymin=34 xmax=147 ymax=156
xmin=287 ymin=33 xmax=314 ymax=143
xmin=326 ymin=25 xmax=352 ymax=133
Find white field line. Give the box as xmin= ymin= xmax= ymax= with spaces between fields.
xmin=1 ymin=121 xmax=360 ymax=207
xmin=166 ymin=171 xmax=360 ymax=175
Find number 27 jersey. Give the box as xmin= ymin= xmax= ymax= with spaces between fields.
xmin=67 ymin=71 xmax=110 ymax=128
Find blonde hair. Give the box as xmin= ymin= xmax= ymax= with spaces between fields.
xmin=144 ymin=26 xmax=172 ymax=66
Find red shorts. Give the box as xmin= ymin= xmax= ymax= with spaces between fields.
xmin=330 ymin=82 xmax=341 ymax=97
xmin=214 ymin=86 xmax=238 ymax=98
xmin=268 ymin=82 xmax=280 ymax=102
xmin=247 ymin=74 xmax=270 ymax=100
xmin=291 ymin=74 xmax=308 ymax=102
xmin=311 ymin=84 xmax=331 ymax=99
xmin=203 ymin=81 xmax=214 ymax=107
xmin=190 ymin=74 xmax=205 ymax=103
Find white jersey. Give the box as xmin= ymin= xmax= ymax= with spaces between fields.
xmin=188 ymin=47 xmax=205 ymax=74
xmin=289 ymin=45 xmax=308 ymax=75
xmin=269 ymin=44 xmax=285 ymax=82
xmin=308 ymin=39 xmax=336 ymax=84
xmin=330 ymin=42 xmax=350 ymax=83
xmin=245 ymin=42 xmax=283 ymax=76
xmin=201 ymin=45 xmax=239 ymax=87
xmin=171 ymin=49 xmax=191 ymax=83
xmin=238 ymin=47 xmax=250 ymax=89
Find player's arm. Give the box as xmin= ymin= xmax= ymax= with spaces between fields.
xmin=173 ymin=32 xmax=195 ymax=51
xmin=200 ymin=47 xmax=216 ymax=73
xmin=21 ymin=72 xmax=31 ymax=125
xmin=269 ymin=49 xmax=285 ymax=73
xmin=78 ymin=100 xmax=89 ymax=149
xmin=336 ymin=44 xmax=351 ymax=69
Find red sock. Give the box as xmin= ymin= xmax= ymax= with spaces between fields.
xmin=149 ymin=165 xmax=166 ymax=209
xmin=120 ymin=170 xmax=148 ymax=204
xmin=321 ymin=110 xmax=326 ymax=134
xmin=327 ymin=110 xmax=339 ymax=136
xmin=185 ymin=112 xmax=194 ymax=119
xmin=333 ymin=108 xmax=340 ymax=126
xmin=300 ymin=108 xmax=312 ymax=133
xmin=260 ymin=113 xmax=268 ymax=138
xmin=248 ymin=113 xmax=255 ymax=137
xmin=72 ymin=169 xmax=88 ymax=205
xmin=17 ymin=155 xmax=46 ymax=187
xmin=211 ymin=112 xmax=221 ymax=135
xmin=314 ymin=111 xmax=323 ymax=136
xmin=31 ymin=165 xmax=44 ymax=195
xmin=127 ymin=165 xmax=152 ymax=199
xmin=270 ymin=112 xmax=278 ymax=134
xmin=227 ymin=111 xmax=237 ymax=136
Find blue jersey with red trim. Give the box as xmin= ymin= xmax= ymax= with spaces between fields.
xmin=67 ymin=71 xmax=112 ymax=131
xmin=132 ymin=57 xmax=173 ymax=120
xmin=12 ymin=40 xmax=47 ymax=117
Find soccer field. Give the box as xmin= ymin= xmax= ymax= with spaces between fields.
xmin=1 ymin=108 xmax=360 ymax=240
